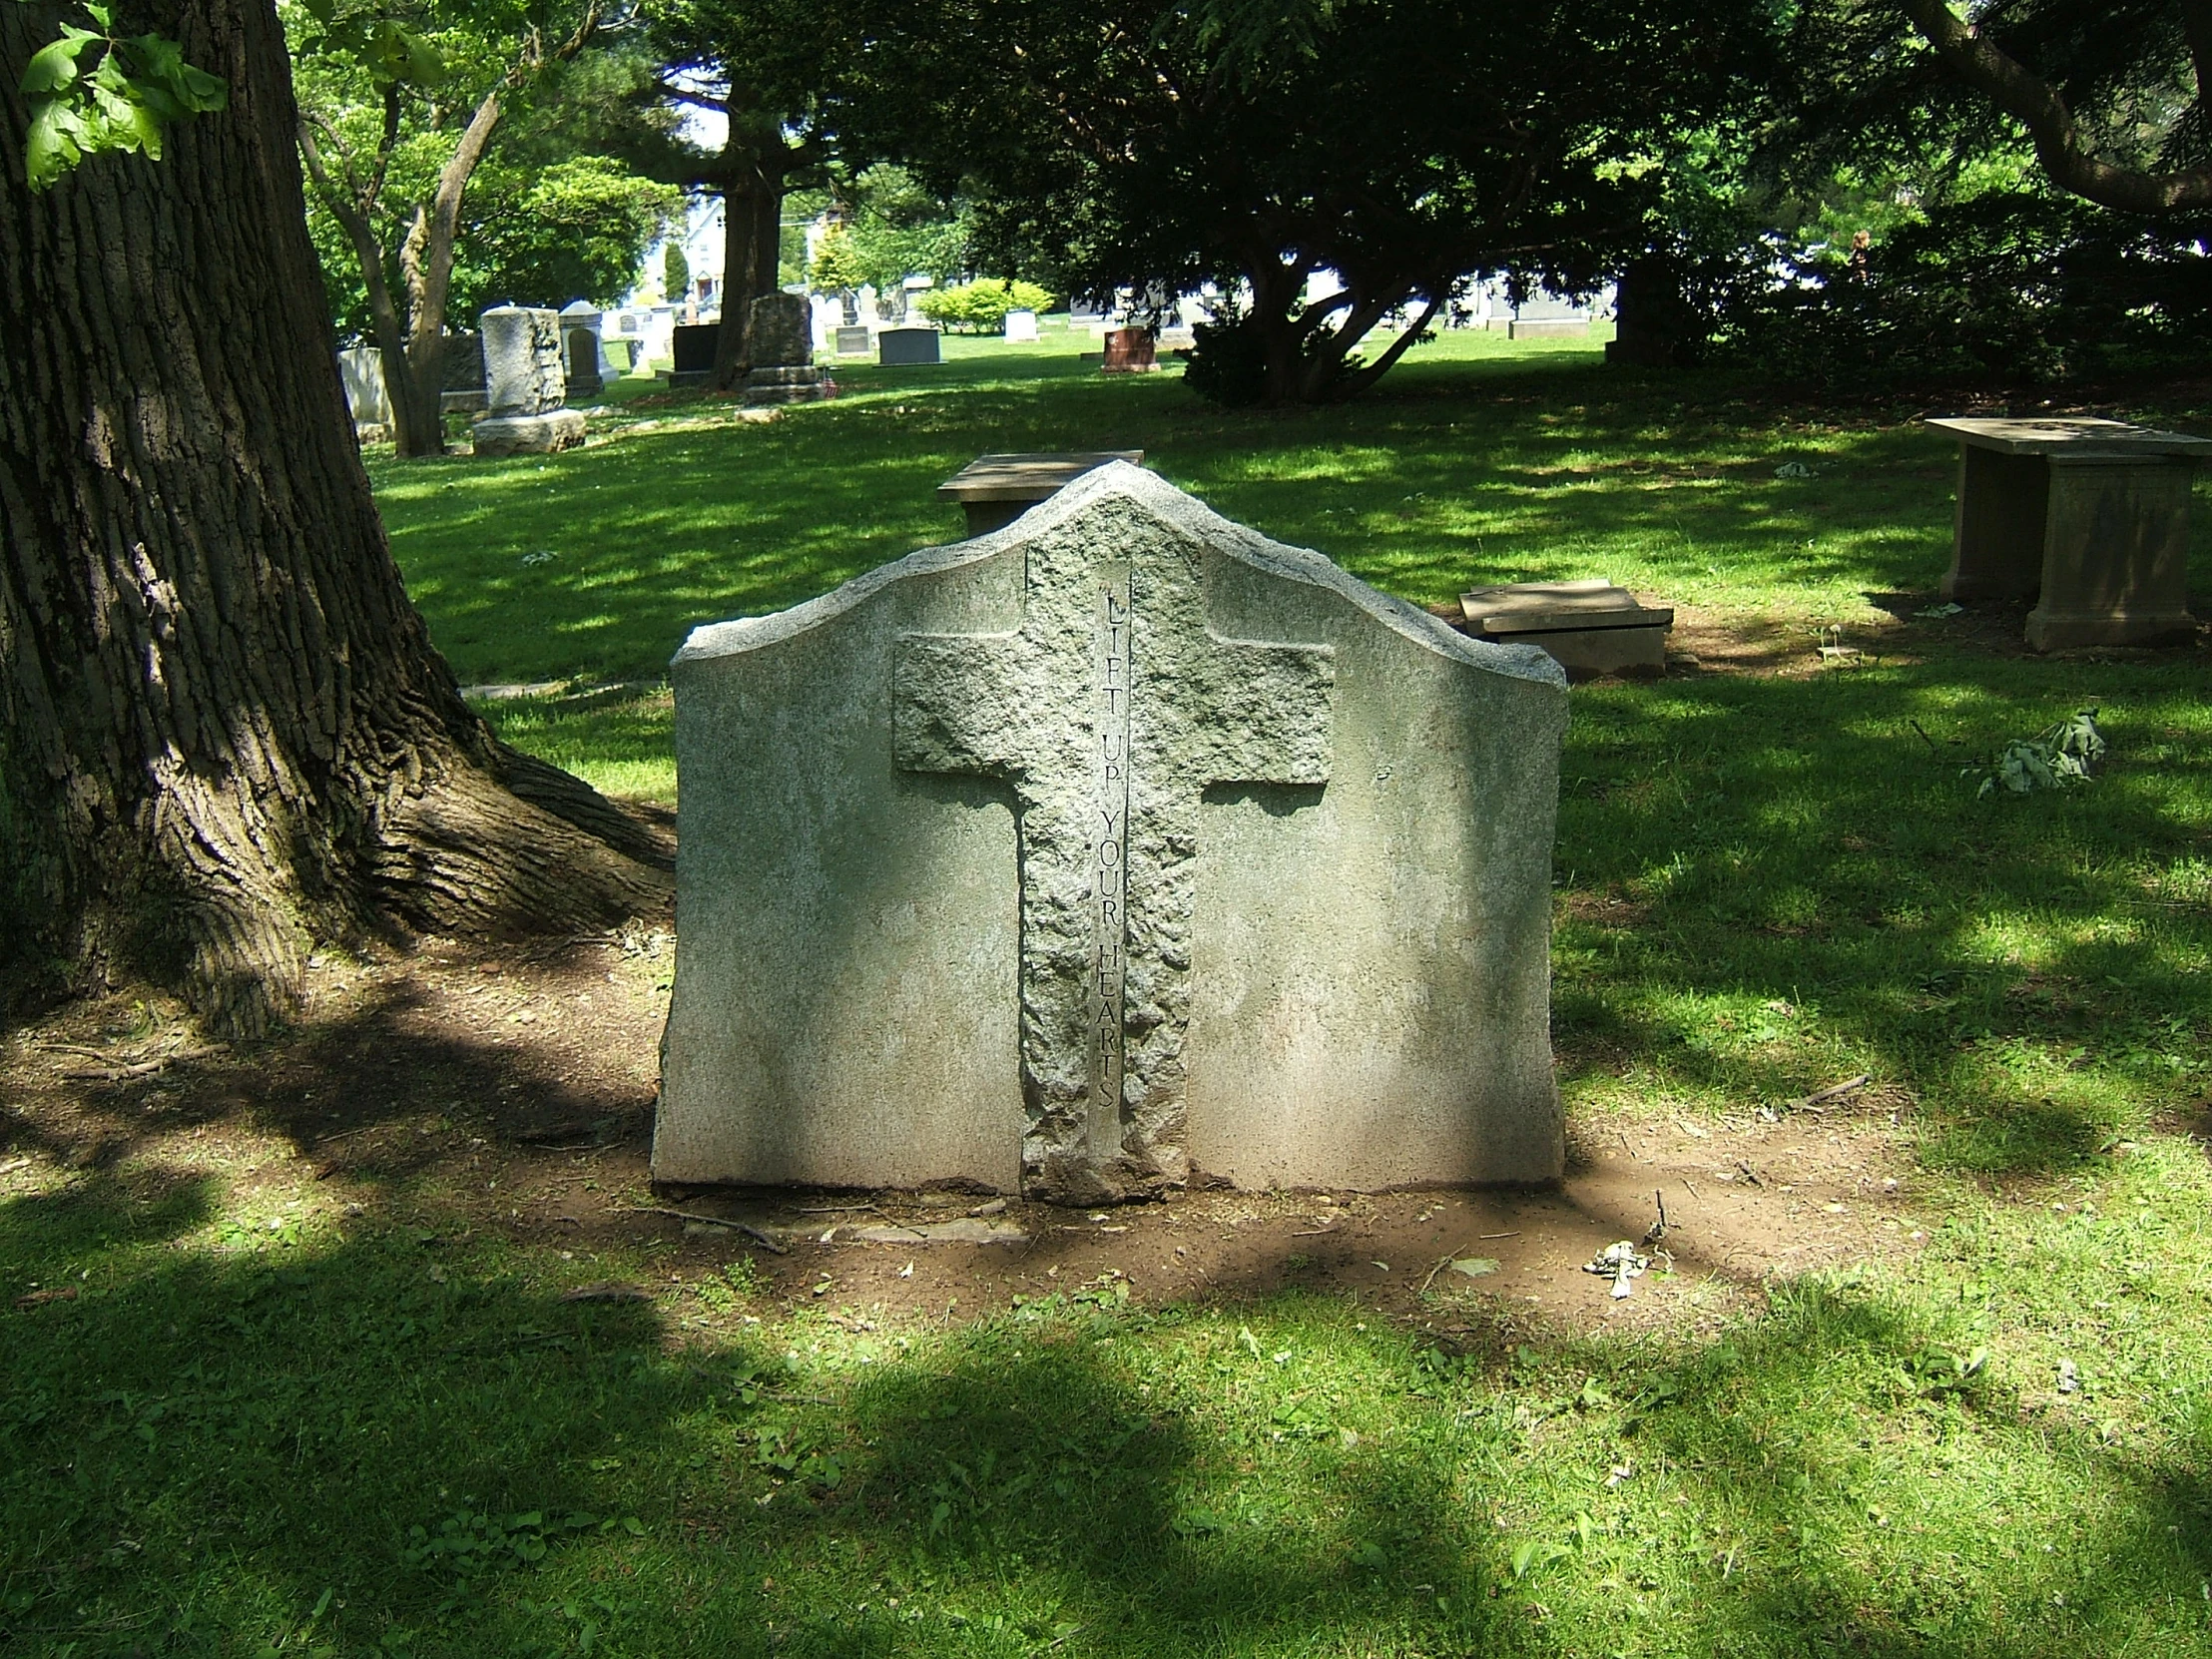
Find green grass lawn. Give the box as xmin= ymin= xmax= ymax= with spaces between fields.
xmin=5 ymin=336 xmax=2211 ymax=1657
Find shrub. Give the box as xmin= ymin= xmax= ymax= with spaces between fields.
xmin=915 ymin=278 xmax=1054 ymax=332
xmin=1709 ymin=193 xmax=2212 ymax=385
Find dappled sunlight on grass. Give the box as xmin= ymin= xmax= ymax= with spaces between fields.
xmin=4 ymin=1120 xmax=2209 ymax=1653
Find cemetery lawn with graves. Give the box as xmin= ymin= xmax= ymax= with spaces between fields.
xmin=6 ymin=323 xmax=2212 ymax=1657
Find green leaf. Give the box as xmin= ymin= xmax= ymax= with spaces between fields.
xmin=20 ymin=34 xmax=97 ymax=96
xmin=1509 ymin=1537 xmax=1570 ymax=1580
xmin=25 ymin=96 xmax=89 ymax=191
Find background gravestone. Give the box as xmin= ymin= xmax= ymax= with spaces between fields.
xmin=560 ymin=300 xmax=605 ymax=397
xmin=743 ymin=291 xmax=828 ymax=406
xmin=440 ymin=330 xmax=487 ymax=414
xmin=658 ymin=464 xmax=1568 ymax=1201
xmin=474 ymin=305 xmax=585 ymax=456
xmin=335 ymin=346 xmax=390 ymax=439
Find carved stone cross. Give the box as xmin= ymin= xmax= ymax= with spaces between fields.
xmin=893 ymin=512 xmax=1335 ymax=1201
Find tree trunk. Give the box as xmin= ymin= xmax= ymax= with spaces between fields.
xmin=0 ymin=0 xmax=668 ymax=1038
xmin=712 ymin=166 xmax=780 ymax=391
xmin=390 ymin=334 xmax=446 ymax=457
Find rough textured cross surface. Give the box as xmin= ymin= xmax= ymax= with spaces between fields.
xmin=657 ymin=465 xmax=1569 ymax=1200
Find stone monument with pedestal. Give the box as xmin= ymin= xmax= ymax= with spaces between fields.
xmin=656 ymin=463 xmax=1568 ymax=1202
xmin=742 ymin=292 xmax=829 ymax=406
xmin=559 ymin=300 xmax=605 ymax=398
xmin=472 ymin=305 xmax=585 ymax=457
xmin=1929 ymin=416 xmax=2209 ymax=650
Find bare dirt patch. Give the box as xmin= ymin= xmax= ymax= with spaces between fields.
xmin=2 ymin=940 xmax=1925 ymax=1344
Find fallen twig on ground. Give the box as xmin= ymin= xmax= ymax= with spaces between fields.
xmin=622 ymin=1206 xmax=790 ymax=1254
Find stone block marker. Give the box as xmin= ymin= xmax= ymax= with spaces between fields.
xmin=733 ymin=294 xmax=829 ymax=405
xmin=657 ymin=464 xmax=1569 ymax=1203
xmin=1930 ymin=416 xmax=2209 ymax=650
xmin=1102 ymin=327 xmax=1158 ymax=372
xmin=1458 ymin=579 xmax=1673 ymax=680
xmin=473 ymin=305 xmax=583 ymax=456
xmin=879 ymin=326 xmax=943 ymax=366
xmin=938 ymin=451 xmax=1145 ymax=537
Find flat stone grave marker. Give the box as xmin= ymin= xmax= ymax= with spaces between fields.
xmin=1458 ymin=579 xmax=1673 ymax=680
xmin=879 ymin=326 xmax=943 ymax=366
xmin=1928 ymin=416 xmax=2209 ymax=650
xmin=938 ymin=451 xmax=1144 ymax=537
xmin=657 ymin=463 xmax=1568 ymax=1203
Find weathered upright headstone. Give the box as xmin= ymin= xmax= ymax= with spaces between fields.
xmin=742 ymin=292 xmax=829 ymax=406
xmin=657 ymin=465 xmax=1568 ymax=1201
xmin=1102 ymin=327 xmax=1158 ymax=372
xmin=336 ymin=346 xmax=391 ymax=437
xmin=473 ymin=305 xmax=585 ymax=456
xmin=440 ymin=330 xmax=487 ymax=414
xmin=560 ymin=300 xmax=605 ymax=397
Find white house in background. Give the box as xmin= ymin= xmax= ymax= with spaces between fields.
xmin=625 ymin=196 xmax=727 ymax=319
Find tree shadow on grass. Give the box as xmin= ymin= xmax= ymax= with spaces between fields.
xmin=1551 ymin=653 xmax=2212 ymax=1178
xmin=4 ymin=1181 xmax=2210 ymax=1656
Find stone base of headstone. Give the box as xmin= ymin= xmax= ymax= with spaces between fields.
xmin=742 ymin=365 xmax=828 ymax=406
xmin=1507 ymin=317 xmax=1589 ymax=338
xmin=1459 ymin=580 xmax=1673 ymax=681
xmin=353 ymin=422 xmax=392 ymax=447
xmin=440 ymin=389 xmax=487 ymax=416
xmin=669 ymin=370 xmax=712 ymax=391
xmin=472 ymin=409 xmax=585 ymax=457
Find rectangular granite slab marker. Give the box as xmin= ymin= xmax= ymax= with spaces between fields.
xmin=656 ymin=464 xmax=1570 ymax=1201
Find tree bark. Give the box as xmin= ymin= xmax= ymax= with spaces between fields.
xmin=1897 ymin=0 xmax=2212 ymax=214
xmin=0 ymin=0 xmax=668 ymax=1039
xmin=711 ymin=161 xmax=796 ymax=392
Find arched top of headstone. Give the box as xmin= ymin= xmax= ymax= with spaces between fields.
xmin=677 ymin=461 xmax=1563 ymax=692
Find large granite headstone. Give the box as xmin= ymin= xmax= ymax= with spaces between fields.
xmin=657 ymin=464 xmax=1568 ymax=1202
xmin=879 ymin=326 xmax=943 ymax=366
xmin=474 ymin=305 xmax=585 ymax=456
xmin=743 ymin=292 xmax=828 ymax=406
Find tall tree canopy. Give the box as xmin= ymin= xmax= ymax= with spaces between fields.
xmin=2 ymin=0 xmax=666 ymax=1038
xmin=1896 ymin=0 xmax=2212 ymax=213
xmin=286 ymin=0 xmax=618 ymax=455
xmin=648 ymin=0 xmax=851 ymax=389
xmin=829 ymin=0 xmax=1779 ymax=403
